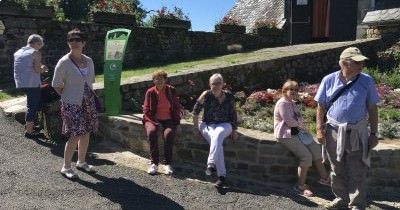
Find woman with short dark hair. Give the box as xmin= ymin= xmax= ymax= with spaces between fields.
xmin=52 ymin=29 xmax=97 ymax=179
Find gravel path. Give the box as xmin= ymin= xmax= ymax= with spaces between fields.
xmin=0 ymin=110 xmax=398 ymax=210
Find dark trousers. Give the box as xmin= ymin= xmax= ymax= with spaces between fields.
xmin=145 ymin=120 xmax=176 ymax=165
xmin=23 ymin=87 xmax=41 ymax=122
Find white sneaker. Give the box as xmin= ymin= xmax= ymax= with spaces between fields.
xmin=147 ymin=164 xmax=158 ymax=175
xmin=164 ymin=165 xmax=173 ymax=175
xmin=60 ymin=167 xmax=79 ymax=179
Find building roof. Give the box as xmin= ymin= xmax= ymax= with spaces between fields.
xmin=362 ymin=8 xmax=400 ymax=25
xmin=225 ymin=0 xmax=286 ymax=33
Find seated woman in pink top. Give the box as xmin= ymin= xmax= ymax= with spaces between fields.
xmin=273 ymin=80 xmax=330 ymax=197
xmin=143 ymin=70 xmax=182 ymax=175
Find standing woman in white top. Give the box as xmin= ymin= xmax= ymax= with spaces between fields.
xmin=14 ymin=34 xmax=48 ymax=138
xmin=52 ymin=29 xmax=97 ymax=179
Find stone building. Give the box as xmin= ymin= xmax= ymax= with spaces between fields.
xmin=225 ymin=0 xmax=400 ymax=44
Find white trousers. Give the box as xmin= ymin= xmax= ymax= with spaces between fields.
xmin=199 ymin=121 xmax=232 ymax=177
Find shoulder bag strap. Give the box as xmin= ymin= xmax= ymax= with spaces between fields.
xmin=329 ymin=73 xmax=360 ymax=105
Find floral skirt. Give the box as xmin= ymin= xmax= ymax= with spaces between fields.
xmin=61 ymin=84 xmax=98 ymax=137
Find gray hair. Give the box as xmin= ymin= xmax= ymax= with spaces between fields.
xmin=338 ymin=59 xmax=351 ymax=69
xmin=209 ymin=73 xmax=223 ymax=83
xmin=27 ymin=34 xmax=44 ymax=46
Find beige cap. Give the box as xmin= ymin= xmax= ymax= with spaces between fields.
xmin=340 ymin=47 xmax=368 ymax=62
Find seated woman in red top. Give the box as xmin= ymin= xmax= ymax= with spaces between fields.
xmin=143 ymin=70 xmax=182 ymax=175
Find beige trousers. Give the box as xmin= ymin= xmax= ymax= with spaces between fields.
xmin=325 ymin=125 xmax=367 ymax=210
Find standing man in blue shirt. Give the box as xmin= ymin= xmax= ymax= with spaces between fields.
xmin=314 ymin=47 xmax=379 ymax=210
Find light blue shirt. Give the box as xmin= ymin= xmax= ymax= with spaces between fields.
xmin=314 ymin=70 xmax=380 ymax=124
xmin=13 ymin=47 xmax=41 ymax=88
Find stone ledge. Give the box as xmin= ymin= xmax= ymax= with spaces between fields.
xmin=98 ymin=113 xmax=400 ymax=189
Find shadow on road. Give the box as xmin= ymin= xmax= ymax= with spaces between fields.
xmin=76 ymin=172 xmax=185 ymax=210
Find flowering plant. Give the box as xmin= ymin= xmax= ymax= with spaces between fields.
xmin=219 ymin=16 xmax=242 ymax=25
xmin=155 ymin=6 xmax=190 ymax=20
xmin=254 ymin=20 xmax=278 ymax=29
xmin=90 ymin=0 xmax=134 ymax=14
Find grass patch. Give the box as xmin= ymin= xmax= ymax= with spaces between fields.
xmin=0 ymin=91 xmax=24 ymax=102
xmin=95 ymin=52 xmax=256 ymax=83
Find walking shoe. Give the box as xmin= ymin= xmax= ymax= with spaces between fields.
xmin=76 ymin=162 xmax=96 ymax=173
xmin=147 ymin=164 xmax=158 ymax=175
xmin=325 ymin=198 xmax=349 ymax=210
xmin=205 ymin=164 xmax=216 ymax=176
xmin=293 ymin=184 xmax=314 ymax=197
xmin=318 ymin=177 xmax=331 ymax=187
xmin=24 ymin=130 xmax=41 ymax=139
xmin=60 ymin=167 xmax=79 ymax=179
xmin=164 ymin=165 xmax=173 ymax=175
xmin=215 ymin=176 xmax=225 ymax=188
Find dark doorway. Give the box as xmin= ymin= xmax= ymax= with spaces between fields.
xmin=329 ymin=0 xmax=358 ymax=41
xmin=312 ymin=0 xmax=330 ymax=42
xmin=289 ymin=0 xmax=312 ymax=44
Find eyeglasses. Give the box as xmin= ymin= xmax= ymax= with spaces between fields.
xmin=68 ymin=37 xmax=82 ymax=43
xmin=153 ymin=77 xmax=166 ymax=82
xmin=353 ymin=61 xmax=364 ymax=65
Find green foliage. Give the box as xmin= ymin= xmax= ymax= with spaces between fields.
xmin=379 ymin=108 xmax=400 ymax=122
xmin=377 ymin=40 xmax=400 ymax=72
xmin=47 ymin=0 xmax=65 ymax=20
xmin=15 ymin=0 xmax=47 ymax=8
xmin=59 ymin=0 xmax=89 ymax=21
xmin=364 ymin=67 xmax=400 ymax=88
xmin=378 ymin=121 xmax=400 ymax=138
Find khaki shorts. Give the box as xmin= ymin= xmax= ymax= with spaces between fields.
xmin=277 ymin=135 xmax=322 ymax=167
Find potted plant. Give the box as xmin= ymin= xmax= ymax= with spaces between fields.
xmin=0 ymin=0 xmax=53 ymax=19
xmin=253 ymin=21 xmax=281 ymax=36
xmin=89 ymin=0 xmax=136 ymax=26
xmin=215 ymin=17 xmax=246 ymax=34
xmin=152 ymin=6 xmax=191 ymax=30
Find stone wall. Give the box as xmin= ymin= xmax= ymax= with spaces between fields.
xmin=366 ymin=24 xmax=400 ymax=39
xmin=0 ymin=15 xmax=284 ymax=88
xmin=91 ymin=39 xmax=381 ymax=112
xmin=98 ymin=114 xmax=400 ymax=190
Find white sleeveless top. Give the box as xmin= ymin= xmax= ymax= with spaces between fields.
xmin=13 ymin=46 xmax=41 ymax=88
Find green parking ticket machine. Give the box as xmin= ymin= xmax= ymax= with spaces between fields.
xmin=103 ymin=28 xmax=131 ymax=116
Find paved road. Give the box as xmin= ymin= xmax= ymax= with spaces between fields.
xmin=0 ymin=110 xmax=398 ymax=210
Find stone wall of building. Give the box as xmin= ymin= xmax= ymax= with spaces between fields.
xmin=0 ymin=15 xmax=285 ymax=88
xmin=366 ymin=24 xmax=400 ymax=39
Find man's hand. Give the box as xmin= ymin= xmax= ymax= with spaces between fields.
xmin=368 ymin=134 xmax=379 ymax=150
xmin=316 ymin=129 xmax=326 ymax=144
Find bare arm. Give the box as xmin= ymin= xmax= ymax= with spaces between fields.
xmin=368 ymin=105 xmax=379 ymax=149
xmin=316 ymin=103 xmax=326 ymax=144
xmin=32 ymin=51 xmax=47 ymax=74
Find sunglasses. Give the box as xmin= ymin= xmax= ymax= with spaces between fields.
xmin=68 ymin=37 xmax=82 ymax=43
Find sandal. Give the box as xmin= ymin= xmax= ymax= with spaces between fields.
xmin=24 ymin=130 xmax=41 ymax=139
xmin=318 ymin=177 xmax=331 ymax=187
xmin=76 ymin=162 xmax=96 ymax=173
xmin=293 ymin=184 xmax=314 ymax=197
